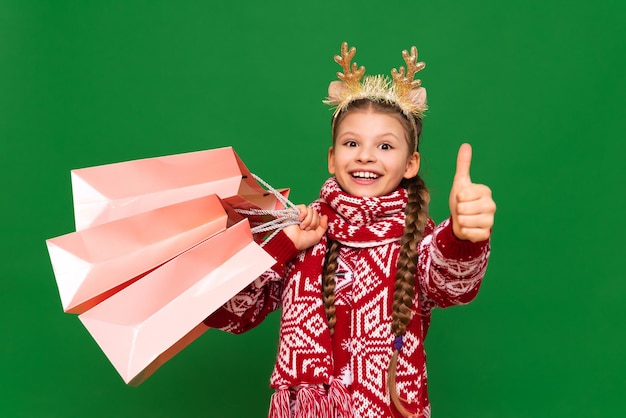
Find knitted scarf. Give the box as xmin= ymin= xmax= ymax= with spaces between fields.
xmin=268 ymin=177 xmax=419 ymax=418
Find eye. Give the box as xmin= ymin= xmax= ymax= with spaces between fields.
xmin=379 ymin=143 xmax=393 ymax=150
xmin=343 ymin=140 xmax=358 ymax=147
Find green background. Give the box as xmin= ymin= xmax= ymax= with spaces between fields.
xmin=1 ymin=1 xmax=624 ymax=417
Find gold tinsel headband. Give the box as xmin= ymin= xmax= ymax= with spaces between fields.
xmin=324 ymin=42 xmax=428 ymax=121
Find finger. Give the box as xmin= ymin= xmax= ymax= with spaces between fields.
xmin=456 ymin=184 xmax=492 ymax=203
xmin=315 ymin=215 xmax=329 ymax=237
xmin=455 ymin=195 xmax=496 ymax=216
xmin=296 ymin=205 xmax=315 ymax=228
xmin=300 ymin=208 xmax=317 ymax=230
xmin=320 ymin=214 xmax=328 ymax=230
xmin=308 ymin=210 xmax=321 ymax=231
xmin=456 ymin=227 xmax=491 ymax=243
xmin=296 ymin=204 xmax=308 ymax=221
xmin=455 ymin=213 xmax=495 ymax=229
xmin=454 ymin=143 xmax=473 ymax=185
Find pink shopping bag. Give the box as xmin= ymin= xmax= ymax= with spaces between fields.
xmin=71 ymin=147 xmax=288 ymax=230
xmin=47 ymin=147 xmax=299 ymax=386
xmin=78 ymin=219 xmax=276 ymax=386
xmin=47 ymin=194 xmax=228 ymax=314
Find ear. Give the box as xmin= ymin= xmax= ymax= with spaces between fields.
xmin=407 ymin=87 xmax=427 ymax=107
xmin=327 ymin=81 xmax=346 ymax=104
xmin=327 ymin=146 xmax=336 ymax=174
xmin=403 ymin=151 xmax=420 ymax=179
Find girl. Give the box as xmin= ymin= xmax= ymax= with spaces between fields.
xmin=205 ymin=43 xmax=496 ymax=418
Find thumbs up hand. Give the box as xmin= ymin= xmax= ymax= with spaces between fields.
xmin=449 ymin=143 xmax=496 ymax=242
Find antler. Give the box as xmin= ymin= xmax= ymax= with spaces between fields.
xmin=334 ymin=42 xmax=365 ymax=90
xmin=391 ymin=46 xmax=425 ymax=94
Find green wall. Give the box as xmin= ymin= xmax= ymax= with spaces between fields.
xmin=1 ymin=1 xmax=624 ymax=417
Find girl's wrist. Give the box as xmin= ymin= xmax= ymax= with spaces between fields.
xmin=262 ymin=230 xmax=301 ymax=265
xmin=437 ymin=218 xmax=489 ymax=260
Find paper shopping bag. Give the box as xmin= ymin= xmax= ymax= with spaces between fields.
xmin=47 ymin=194 xmax=228 ymax=314
xmin=78 ymin=219 xmax=276 ymax=386
xmin=71 ymin=147 xmax=289 ymax=230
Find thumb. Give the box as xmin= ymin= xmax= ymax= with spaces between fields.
xmin=454 ymin=143 xmax=473 ymax=185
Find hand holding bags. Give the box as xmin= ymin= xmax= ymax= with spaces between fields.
xmin=46 ymin=147 xmax=297 ymax=385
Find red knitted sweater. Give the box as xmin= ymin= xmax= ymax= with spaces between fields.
xmin=205 ymin=178 xmax=490 ymax=418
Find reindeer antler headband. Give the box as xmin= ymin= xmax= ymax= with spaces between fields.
xmin=324 ymin=42 xmax=428 ymax=121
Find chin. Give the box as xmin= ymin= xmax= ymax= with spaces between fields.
xmin=347 ymin=187 xmax=384 ymax=198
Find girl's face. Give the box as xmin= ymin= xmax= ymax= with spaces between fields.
xmin=328 ymin=110 xmax=420 ymax=197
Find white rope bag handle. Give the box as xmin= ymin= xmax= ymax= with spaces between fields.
xmin=233 ymin=174 xmax=301 ymax=247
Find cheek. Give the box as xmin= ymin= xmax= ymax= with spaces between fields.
xmin=328 ymin=149 xmax=350 ymax=173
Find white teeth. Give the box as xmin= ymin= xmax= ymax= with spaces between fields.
xmin=352 ymin=171 xmax=379 ymax=179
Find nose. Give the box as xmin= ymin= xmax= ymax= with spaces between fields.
xmin=356 ymin=145 xmax=376 ymax=163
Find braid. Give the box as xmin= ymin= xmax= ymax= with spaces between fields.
xmin=322 ymin=239 xmax=341 ymax=336
xmin=388 ymin=175 xmax=430 ymax=417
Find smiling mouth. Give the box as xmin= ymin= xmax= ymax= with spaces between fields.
xmin=351 ymin=171 xmax=380 ymax=180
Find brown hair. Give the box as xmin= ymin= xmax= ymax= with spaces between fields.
xmin=323 ymin=99 xmax=430 ymax=417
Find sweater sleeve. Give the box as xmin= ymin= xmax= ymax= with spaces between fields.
xmin=417 ymin=217 xmax=491 ymax=309
xmin=203 ymin=230 xmax=301 ymax=333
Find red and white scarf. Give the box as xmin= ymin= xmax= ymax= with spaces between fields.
xmin=269 ymin=178 xmax=429 ymax=417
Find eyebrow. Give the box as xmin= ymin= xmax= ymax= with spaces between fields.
xmin=337 ymin=131 xmax=402 ymax=141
